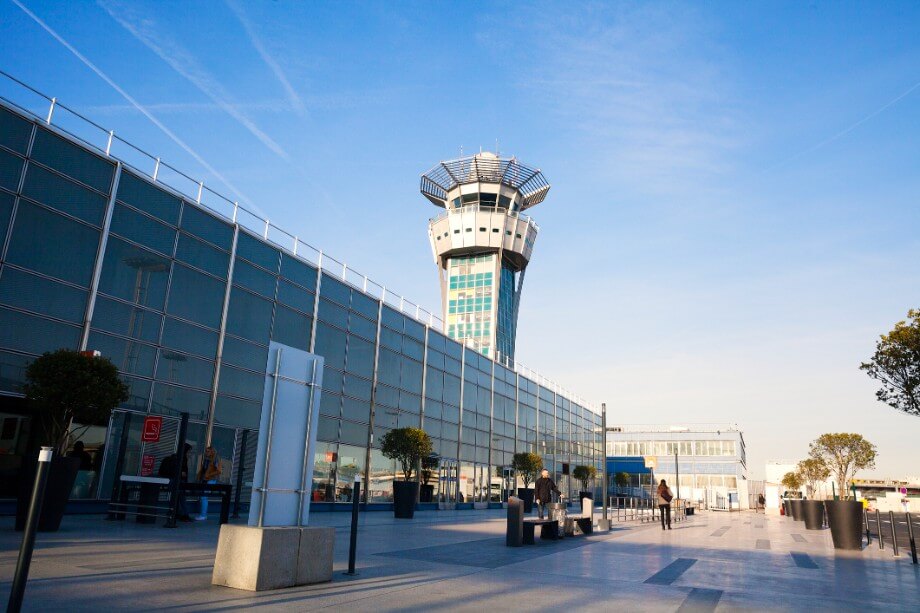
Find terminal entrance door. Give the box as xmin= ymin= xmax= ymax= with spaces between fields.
xmin=438 ymin=460 xmax=458 ymax=509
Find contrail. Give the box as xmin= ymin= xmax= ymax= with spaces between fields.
xmin=765 ymin=78 xmax=920 ymax=173
xmin=10 ymin=0 xmax=261 ymax=212
xmin=226 ymin=0 xmax=306 ymax=116
xmin=98 ymin=0 xmax=291 ymax=162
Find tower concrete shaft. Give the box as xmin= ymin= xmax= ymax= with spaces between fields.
xmin=420 ymin=152 xmax=550 ymax=362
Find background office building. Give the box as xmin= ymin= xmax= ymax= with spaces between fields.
xmin=0 ymin=87 xmax=602 ymax=513
xmin=606 ymin=424 xmax=748 ymax=508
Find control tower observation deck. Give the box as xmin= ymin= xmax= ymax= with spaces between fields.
xmin=420 ymin=152 xmax=550 ymax=362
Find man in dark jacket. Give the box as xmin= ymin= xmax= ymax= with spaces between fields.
xmin=534 ymin=468 xmax=560 ymax=519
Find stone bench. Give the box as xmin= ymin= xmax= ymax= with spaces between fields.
xmin=523 ymin=518 xmax=560 ymax=544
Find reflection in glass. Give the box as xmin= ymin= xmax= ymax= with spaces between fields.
xmin=6 ymin=201 xmax=100 ymax=286
xmin=98 ymin=238 xmax=170 ymax=310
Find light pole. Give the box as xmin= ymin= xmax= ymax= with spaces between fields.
xmin=675 ymin=450 xmax=680 ymax=501
xmin=595 ymin=403 xmax=611 ymax=531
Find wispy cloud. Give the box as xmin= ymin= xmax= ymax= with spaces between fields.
xmin=10 ymin=0 xmax=256 ymax=208
xmin=97 ymin=0 xmax=291 ymax=162
xmin=480 ymin=4 xmax=740 ymax=197
xmin=226 ymin=0 xmax=306 ymax=117
xmin=763 ymin=78 xmax=920 ymax=173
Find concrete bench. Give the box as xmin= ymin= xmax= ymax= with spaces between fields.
xmin=523 ymin=518 xmax=560 ymax=543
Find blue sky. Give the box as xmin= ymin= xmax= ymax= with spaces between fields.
xmin=2 ymin=1 xmax=918 ymax=479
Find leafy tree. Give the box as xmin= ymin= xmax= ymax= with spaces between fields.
xmin=379 ymin=427 xmax=432 ymax=482
xmin=781 ymin=471 xmax=802 ymax=494
xmin=796 ymin=457 xmax=830 ymax=498
xmin=24 ymin=349 xmax=129 ymax=455
xmin=860 ymin=308 xmax=920 ymax=417
xmin=808 ymin=433 xmax=876 ymax=499
xmin=572 ymin=465 xmax=597 ymax=492
xmin=511 ymin=452 xmax=543 ymax=489
xmin=615 ymin=471 xmax=630 ymax=489
xmin=420 ymin=454 xmax=439 ymax=485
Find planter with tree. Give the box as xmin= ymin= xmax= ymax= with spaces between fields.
xmin=614 ymin=471 xmax=630 ymax=496
xmin=573 ymin=464 xmax=597 ymax=502
xmin=797 ymin=457 xmax=830 ymax=530
xmin=17 ymin=349 xmax=128 ymax=532
xmin=512 ymin=452 xmax=542 ymax=513
xmin=380 ymin=427 xmax=433 ymax=519
xmin=809 ymin=432 xmax=876 ymax=549
xmin=419 ymin=454 xmax=439 ymax=503
xmin=781 ymin=471 xmax=803 ymax=520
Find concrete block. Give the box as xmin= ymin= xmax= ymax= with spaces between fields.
xmin=296 ymin=527 xmax=334 ymax=585
xmin=212 ymin=525 xmax=300 ymax=591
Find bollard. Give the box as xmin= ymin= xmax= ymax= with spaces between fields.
xmin=906 ymin=512 xmax=917 ymax=565
xmin=864 ymin=509 xmax=872 ymax=545
xmin=345 ymin=475 xmax=362 ymax=575
xmin=506 ymin=497 xmax=524 ymax=546
xmin=7 ymin=447 xmax=53 ymax=613
xmin=889 ymin=511 xmax=900 ymax=557
xmin=876 ymin=510 xmax=884 ymax=550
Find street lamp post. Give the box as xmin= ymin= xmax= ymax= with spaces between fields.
xmin=675 ymin=450 xmax=680 ymax=501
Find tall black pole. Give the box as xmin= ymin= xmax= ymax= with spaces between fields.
xmin=165 ymin=412 xmax=189 ymax=528
xmin=7 ymin=446 xmax=53 ymax=613
xmin=675 ymin=451 xmax=680 ymax=501
xmin=346 ymin=475 xmax=361 ymax=575
xmin=601 ymin=403 xmax=608 ymax=523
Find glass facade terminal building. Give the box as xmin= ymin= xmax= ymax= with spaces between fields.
xmin=0 ymin=91 xmax=602 ymax=512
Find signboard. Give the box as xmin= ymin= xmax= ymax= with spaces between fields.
xmin=141 ymin=416 xmax=163 ymax=443
xmin=140 ymin=454 xmax=155 ymax=476
xmin=644 ymin=456 xmax=657 ymax=470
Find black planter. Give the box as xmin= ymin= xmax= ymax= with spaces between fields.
xmin=419 ymin=483 xmax=434 ymax=503
xmin=802 ymin=500 xmax=825 ymax=530
xmin=826 ymin=500 xmax=864 ymax=550
xmin=579 ymin=491 xmax=593 ymax=501
xmin=517 ymin=488 xmax=535 ymax=513
xmin=790 ymin=499 xmax=804 ymax=521
xmin=393 ymin=481 xmax=419 ymax=519
xmin=16 ymin=455 xmax=81 ymax=532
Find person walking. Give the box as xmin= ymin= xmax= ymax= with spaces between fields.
xmin=757 ymin=493 xmax=766 ymax=513
xmin=657 ymin=479 xmax=673 ymax=530
xmin=534 ymin=468 xmax=560 ymax=520
xmin=194 ymin=446 xmax=222 ymax=521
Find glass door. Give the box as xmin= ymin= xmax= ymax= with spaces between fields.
xmin=438 ymin=460 xmax=458 ymax=508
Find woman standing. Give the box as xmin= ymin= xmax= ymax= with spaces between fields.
xmin=657 ymin=479 xmax=673 ymax=530
xmin=195 ymin=446 xmax=222 ymax=521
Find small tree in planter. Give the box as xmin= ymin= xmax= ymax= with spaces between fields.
xmin=379 ymin=427 xmax=432 ymax=518
xmin=573 ymin=465 xmax=597 ymax=500
xmin=781 ymin=471 xmax=803 ymax=496
xmin=511 ymin=452 xmax=542 ymax=512
xmin=796 ymin=457 xmax=830 ymax=499
xmin=808 ymin=433 xmax=876 ymax=500
xmin=419 ymin=454 xmax=439 ymax=503
xmin=20 ymin=349 xmax=128 ymax=531
xmin=809 ymin=433 xmax=876 ymax=550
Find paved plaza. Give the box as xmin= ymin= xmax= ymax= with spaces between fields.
xmin=1 ymin=509 xmax=918 ymax=611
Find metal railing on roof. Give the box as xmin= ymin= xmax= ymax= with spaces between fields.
xmin=0 ymin=70 xmax=598 ymax=414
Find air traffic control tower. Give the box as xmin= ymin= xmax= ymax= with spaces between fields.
xmin=420 ymin=152 xmax=550 ymax=362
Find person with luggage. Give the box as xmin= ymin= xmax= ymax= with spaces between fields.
xmin=195 ymin=445 xmax=222 ymax=521
xmin=657 ymin=479 xmax=674 ymax=530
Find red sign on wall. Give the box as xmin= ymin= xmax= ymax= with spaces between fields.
xmin=140 ymin=454 xmax=155 ymax=476
xmin=141 ymin=416 xmax=163 ymax=443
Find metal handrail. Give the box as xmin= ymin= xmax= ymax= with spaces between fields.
xmin=428 ymin=204 xmax=540 ymax=230
xmin=0 ymin=70 xmax=601 ymax=414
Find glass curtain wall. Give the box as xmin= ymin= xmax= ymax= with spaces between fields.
xmin=0 ymin=101 xmax=603 ymax=510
